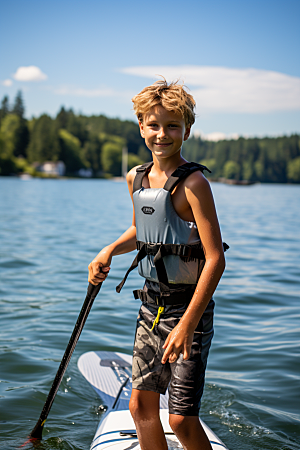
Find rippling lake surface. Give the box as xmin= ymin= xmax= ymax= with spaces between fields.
xmin=0 ymin=177 xmax=299 ymax=450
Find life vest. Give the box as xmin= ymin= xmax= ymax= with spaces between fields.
xmin=116 ymin=161 xmax=229 ymax=299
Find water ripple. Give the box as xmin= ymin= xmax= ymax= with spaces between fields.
xmin=0 ymin=179 xmax=299 ymax=449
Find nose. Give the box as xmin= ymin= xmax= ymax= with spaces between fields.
xmin=157 ymin=126 xmax=167 ymax=139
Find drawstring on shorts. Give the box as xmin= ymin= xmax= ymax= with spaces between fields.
xmin=151 ymin=306 xmax=165 ymax=331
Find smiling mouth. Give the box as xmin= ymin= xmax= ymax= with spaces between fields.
xmin=155 ymin=142 xmax=171 ymax=146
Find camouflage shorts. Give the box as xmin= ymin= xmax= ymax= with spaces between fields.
xmin=132 ymin=299 xmax=214 ymax=416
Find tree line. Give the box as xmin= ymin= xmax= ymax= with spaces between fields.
xmin=0 ymin=91 xmax=149 ymax=178
xmin=1 ymin=91 xmax=299 ymax=182
xmin=183 ymin=134 xmax=300 ymax=183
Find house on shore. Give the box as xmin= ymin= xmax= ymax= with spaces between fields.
xmin=33 ymin=161 xmax=66 ymax=177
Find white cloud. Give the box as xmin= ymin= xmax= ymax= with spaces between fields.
xmin=120 ymin=65 xmax=300 ymax=114
xmin=53 ymin=86 xmax=117 ymax=97
xmin=193 ymin=130 xmax=239 ymax=141
xmin=204 ymin=132 xmax=229 ymax=141
xmin=13 ymin=66 xmax=47 ymax=82
xmin=2 ymin=79 xmax=13 ymax=87
xmin=202 ymin=131 xmax=239 ymax=141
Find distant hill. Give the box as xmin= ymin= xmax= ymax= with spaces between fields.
xmin=182 ymin=134 xmax=300 ymax=183
xmin=1 ymin=93 xmax=299 ymax=182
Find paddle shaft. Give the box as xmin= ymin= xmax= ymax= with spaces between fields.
xmin=29 ymin=282 xmax=102 ymax=440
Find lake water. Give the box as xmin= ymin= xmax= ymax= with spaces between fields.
xmin=0 ymin=177 xmax=299 ymax=450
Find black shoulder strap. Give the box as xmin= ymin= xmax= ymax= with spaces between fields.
xmin=133 ymin=162 xmax=154 ymax=193
xmin=163 ymin=162 xmax=211 ymax=193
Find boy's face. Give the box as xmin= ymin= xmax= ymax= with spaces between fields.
xmin=139 ymin=105 xmax=190 ymax=159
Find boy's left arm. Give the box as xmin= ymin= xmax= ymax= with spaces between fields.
xmin=162 ymin=172 xmax=226 ymax=364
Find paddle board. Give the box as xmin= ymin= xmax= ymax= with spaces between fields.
xmin=78 ymin=351 xmax=228 ymax=450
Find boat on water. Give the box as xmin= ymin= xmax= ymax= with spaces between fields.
xmin=78 ymin=350 xmax=228 ymax=450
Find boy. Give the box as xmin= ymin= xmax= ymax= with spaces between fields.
xmin=88 ymin=79 xmax=226 ymax=450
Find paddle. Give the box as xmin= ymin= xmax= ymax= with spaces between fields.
xmin=27 ymin=282 xmax=102 ymax=441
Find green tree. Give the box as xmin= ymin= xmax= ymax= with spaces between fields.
xmin=223 ymin=160 xmax=240 ymax=179
xmin=59 ymin=129 xmax=88 ymax=174
xmin=79 ymin=114 xmax=144 ymax=155
xmin=55 ymin=108 xmax=88 ymax=146
xmin=0 ymin=96 xmax=10 ymax=127
xmin=101 ymin=141 xmax=123 ymax=176
xmin=242 ymin=161 xmax=253 ymax=181
xmin=27 ymin=114 xmax=60 ymax=162
xmin=0 ymin=114 xmax=20 ymax=175
xmin=66 ymin=111 xmax=87 ymax=144
xmin=254 ymin=160 xmax=264 ymax=180
xmin=0 ymin=141 xmax=16 ymax=175
xmin=199 ymin=158 xmax=216 ymax=174
xmin=287 ymin=157 xmax=300 ymax=182
xmin=12 ymin=91 xmax=25 ymax=118
xmin=0 ymin=114 xmax=21 ymax=158
xmin=56 ymin=106 xmax=69 ymax=129
xmin=128 ymin=153 xmax=144 ymax=171
xmin=8 ymin=92 xmax=30 ymax=157
xmin=13 ymin=119 xmax=29 ymax=158
xmin=0 ymin=95 xmax=9 ymax=120
xmin=138 ymin=145 xmax=151 ymax=163
xmin=182 ymin=136 xmax=208 ymax=163
xmin=83 ymin=135 xmax=102 ymax=175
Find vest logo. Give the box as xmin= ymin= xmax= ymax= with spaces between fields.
xmin=142 ymin=206 xmax=155 ymax=215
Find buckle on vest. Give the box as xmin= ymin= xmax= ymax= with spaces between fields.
xmin=136 ymin=166 xmax=146 ymax=172
xmin=173 ymin=166 xmax=187 ymax=177
xmin=177 ymin=245 xmax=192 ymax=258
xmin=136 ymin=240 xmax=143 ymax=250
xmin=146 ymin=242 xmax=161 ymax=255
xmin=155 ymin=296 xmax=165 ymax=307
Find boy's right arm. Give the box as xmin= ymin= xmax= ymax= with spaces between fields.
xmin=88 ymin=167 xmax=138 ymax=286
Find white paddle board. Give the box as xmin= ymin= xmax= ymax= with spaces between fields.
xmin=78 ymin=351 xmax=228 ymax=450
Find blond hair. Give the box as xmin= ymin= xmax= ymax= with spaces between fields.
xmin=132 ymin=78 xmax=196 ymax=127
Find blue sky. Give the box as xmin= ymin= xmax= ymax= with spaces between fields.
xmin=1 ymin=0 xmax=299 ymax=139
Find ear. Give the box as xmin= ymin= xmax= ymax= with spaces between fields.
xmin=184 ymin=126 xmax=191 ymax=141
xmin=139 ymin=121 xmax=145 ymax=138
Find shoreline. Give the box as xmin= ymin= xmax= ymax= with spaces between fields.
xmin=1 ymin=174 xmax=299 ymax=185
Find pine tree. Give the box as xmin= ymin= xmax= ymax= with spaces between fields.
xmin=11 ymin=91 xmax=29 ymax=157
xmin=27 ymin=114 xmax=60 ymax=163
xmin=56 ymin=106 xmax=69 ymax=129
xmin=12 ymin=91 xmax=25 ymax=118
xmin=0 ymin=96 xmax=10 ymax=126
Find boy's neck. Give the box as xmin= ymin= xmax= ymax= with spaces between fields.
xmin=152 ymin=152 xmax=188 ymax=177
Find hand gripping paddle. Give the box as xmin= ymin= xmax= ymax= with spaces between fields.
xmin=26 ymin=282 xmax=102 ymax=442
